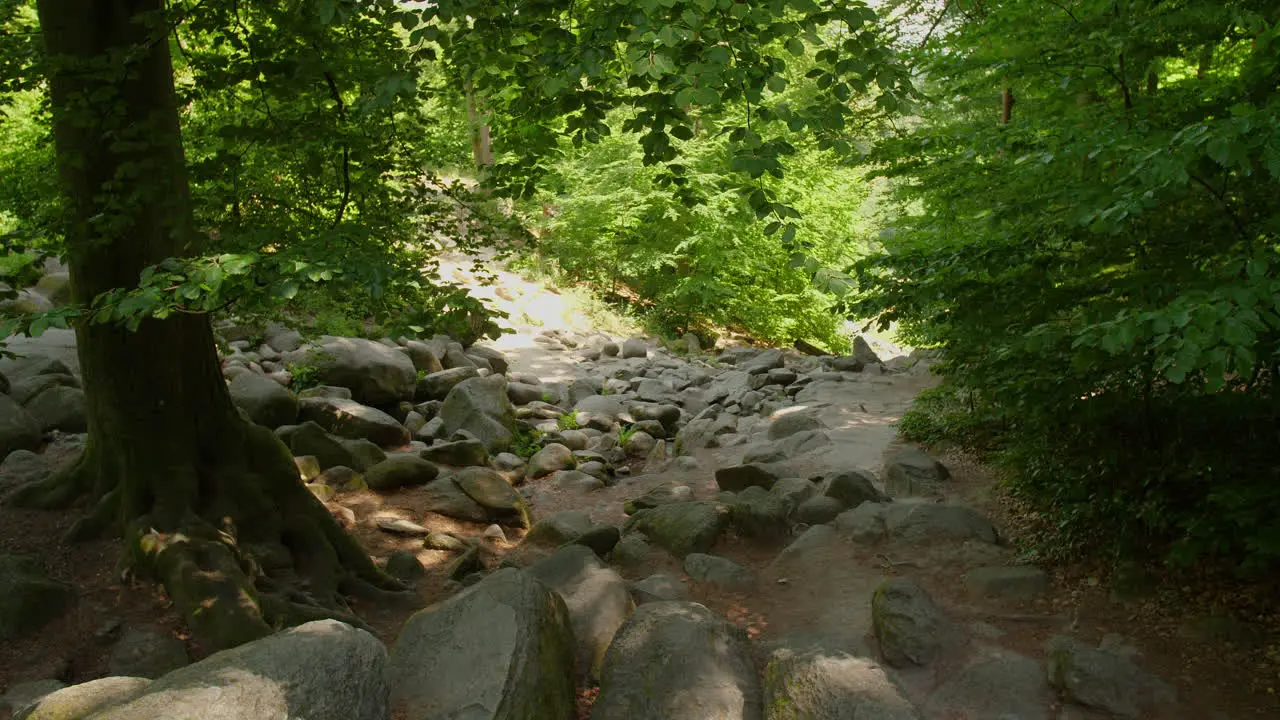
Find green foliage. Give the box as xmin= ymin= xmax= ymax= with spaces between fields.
xmin=857 ymin=0 xmax=1280 ymax=574
xmin=617 ymin=423 xmax=639 ymax=449
xmin=286 ymin=362 xmax=322 ymax=390
xmin=511 ymin=424 xmax=544 ymax=459
xmin=556 ymin=412 xmax=581 ymax=431
xmin=526 ymin=111 xmax=863 ymax=349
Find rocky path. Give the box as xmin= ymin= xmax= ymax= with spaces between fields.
xmin=0 ymin=263 xmax=1272 ymax=718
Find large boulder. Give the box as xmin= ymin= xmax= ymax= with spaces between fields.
xmin=1046 ymin=635 xmax=1177 ymax=718
xmin=871 ymin=578 xmax=946 ymax=668
xmin=288 ymin=422 xmax=360 ymax=471
xmin=715 ymin=462 xmax=785 ymax=492
xmin=47 ymin=620 xmax=387 ymax=720
xmin=526 ymin=443 xmax=575 ymax=479
xmin=228 ymin=373 xmax=298 ymax=429
xmin=766 ymin=407 xmax=824 ymax=440
xmin=683 ymin=553 xmax=755 ymax=590
xmin=0 ymin=329 xmax=80 ymax=381
xmin=0 ymin=553 xmax=73 ymax=641
xmin=401 ymin=340 xmax=444 ymax=374
xmin=23 ymin=385 xmax=86 ymax=433
xmin=884 ymin=503 xmax=997 ymax=544
xmin=467 ymin=345 xmax=510 ymax=374
xmin=527 ymin=545 xmax=635 ymax=680
xmin=625 ymin=501 xmax=732 ymax=558
xmin=674 ymin=415 xmax=737 ymax=455
xmin=593 ymin=601 xmax=762 ymax=720
xmin=285 ymin=336 xmax=416 ymax=406
xmin=12 ymin=677 xmax=151 ymax=720
xmin=298 ymin=396 xmax=410 ymax=447
xmin=0 ymin=393 xmax=43 ymax=458
xmin=884 ymin=447 xmax=950 ymax=498
xmin=523 ymin=510 xmax=596 ymax=547
xmin=454 ymin=467 xmax=530 ymax=527
xmin=823 ymin=469 xmax=887 ymax=509
xmin=387 ymin=568 xmax=576 ymax=720
xmin=729 ymin=486 xmax=791 ymax=541
xmin=364 ymin=455 xmax=440 ymax=491
xmin=420 ymin=477 xmax=489 ymax=522
xmin=439 ymin=376 xmax=518 ymax=452
xmin=419 ymin=438 xmax=489 ymax=467
xmin=763 ymin=647 xmax=920 ymax=720
xmin=417 ymin=366 xmax=479 ymax=401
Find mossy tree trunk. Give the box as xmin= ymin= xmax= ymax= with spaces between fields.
xmin=15 ymin=0 xmax=402 ymax=650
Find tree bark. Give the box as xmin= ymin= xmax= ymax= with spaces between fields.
xmin=21 ymin=0 xmax=401 ymax=651
xmin=466 ymin=84 xmax=494 ymax=168
xmin=1000 ymin=85 xmax=1014 ymax=124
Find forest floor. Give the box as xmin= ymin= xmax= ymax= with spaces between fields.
xmin=1 ymin=251 xmax=1278 ymax=719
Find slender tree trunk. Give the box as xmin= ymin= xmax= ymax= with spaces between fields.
xmin=466 ymin=84 xmax=494 ymax=167
xmin=22 ymin=0 xmax=400 ymax=651
xmin=1000 ymin=85 xmax=1014 ymax=124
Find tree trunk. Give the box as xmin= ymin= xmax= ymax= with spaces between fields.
xmin=1000 ymin=85 xmax=1014 ymax=124
xmin=20 ymin=0 xmax=401 ymax=651
xmin=466 ymin=84 xmax=494 ymax=167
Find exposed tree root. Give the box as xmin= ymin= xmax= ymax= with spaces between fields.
xmin=8 ymin=419 xmax=408 ymax=651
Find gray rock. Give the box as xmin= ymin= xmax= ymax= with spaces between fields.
xmin=337 ymin=437 xmax=388 ymax=471
xmin=375 ymin=516 xmax=430 ymax=536
xmin=574 ymin=525 xmax=622 ymax=557
xmin=421 ymin=477 xmax=490 ymax=523
xmin=872 ymin=578 xmax=945 ymax=668
xmin=621 ymin=338 xmax=648 ymax=359
xmin=228 ymin=373 xmax=298 ymax=429
xmin=420 ymin=438 xmax=489 ymax=467
xmin=629 ymin=402 xmax=682 ymax=432
xmin=416 ymin=416 xmax=447 ymax=442
xmin=763 ymin=647 xmax=920 ymax=720
xmin=296 ymin=385 xmax=353 ymax=400
xmin=264 ymin=322 xmax=303 ymax=352
xmin=439 ymin=376 xmax=518 ymax=452
xmin=8 ymin=373 xmax=78 ymax=405
xmin=387 ymin=568 xmax=576 ymax=720
xmin=884 ymin=447 xmax=950 ymax=498
xmin=467 ymin=345 xmax=509 ymax=374
xmin=507 ymin=381 xmax=546 ymax=406
xmin=716 ymin=462 xmax=784 ymax=492
xmin=493 ymin=451 xmax=525 ymax=472
xmin=674 ymin=415 xmax=737 ymax=455
xmin=527 ymin=443 xmax=575 ymax=479
xmin=23 ymin=385 xmax=86 ymax=433
xmin=884 ymin=503 xmax=997 ymax=544
xmin=364 ymin=455 xmax=440 ymax=491
xmin=401 ymin=340 xmax=443 ymax=374
xmin=834 ymin=502 xmax=889 ymax=544
xmin=1 ymin=679 xmax=66 ymax=717
xmin=610 ymin=533 xmax=654 ymax=567
xmin=107 ymin=626 xmax=189 ymax=679
xmin=299 ymin=396 xmax=409 ymax=447
xmin=424 ymin=531 xmax=470 ymax=552
xmin=0 ymin=393 xmax=42 ymax=458
xmin=74 ymin=620 xmax=386 ymax=720
xmin=524 ymin=510 xmax=595 ymax=546
xmin=442 ymin=345 xmax=477 ymax=370
xmin=683 ymin=553 xmax=755 ymax=590
xmin=549 ymin=470 xmax=604 ymax=492
xmin=794 ymin=494 xmax=845 ymax=525
xmin=730 ymin=486 xmax=792 ymax=541
xmin=852 ymin=335 xmax=881 ymax=365
xmin=769 ymin=476 xmax=819 ymax=513
xmin=1045 ymin=635 xmax=1177 ymax=718
xmin=823 ymin=469 xmax=887 ymax=509
xmin=385 ymin=549 xmax=426 ymax=583
xmin=964 ymin=566 xmax=1051 ymax=599
xmin=0 ymin=553 xmax=73 ymax=640
xmin=593 ymin=601 xmax=762 ymax=720
xmin=289 ymin=421 xmax=359 ymax=471
xmin=285 ymin=336 xmax=416 ymax=406
xmin=623 ymin=483 xmax=694 ymax=514
xmin=829 ymin=356 xmax=864 ymax=372
xmin=629 ymin=574 xmax=688 ymax=604
xmin=625 ymin=501 xmax=732 ymax=558
xmin=417 ymin=366 xmax=480 ymax=401
xmin=11 ymin=677 xmax=152 ymax=720
xmin=601 ymin=341 xmax=620 ymax=357
xmin=924 ymin=651 xmax=1050 ymax=720
xmin=770 ymin=524 xmax=841 ymax=571
xmin=742 ymin=348 xmax=785 ymax=374
xmin=767 ymin=408 xmax=824 ymax=440
xmin=527 ymin=545 xmax=635 ymax=680
xmin=455 ymin=467 xmax=530 ymax=527
xmin=0 ymin=329 xmax=79 ymax=381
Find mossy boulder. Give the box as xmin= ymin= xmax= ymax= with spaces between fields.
xmin=624 ymin=501 xmax=731 ymax=558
